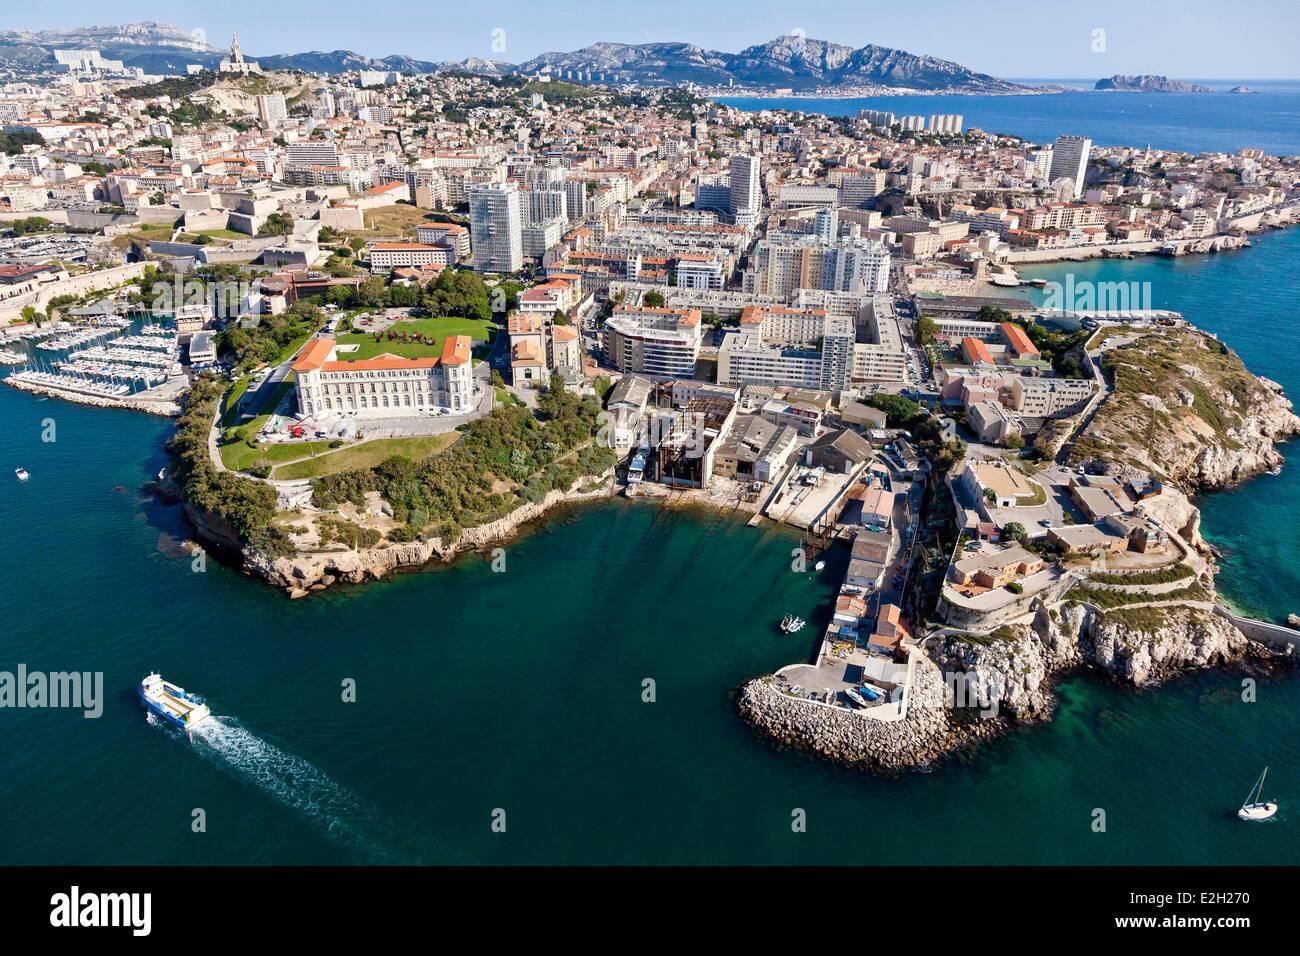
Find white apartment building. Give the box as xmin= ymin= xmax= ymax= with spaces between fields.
xmin=675 ymin=255 xmax=725 ymax=290
xmin=852 ymin=296 xmax=907 ymax=387
xmin=749 ymin=234 xmax=890 ymax=299
xmin=469 ymin=182 xmax=524 ymax=274
xmin=367 ymin=243 xmax=455 ymax=273
xmin=285 ymin=142 xmax=341 ymax=167
xmin=292 ymin=336 xmax=474 ymax=420
xmin=604 ymin=306 xmax=702 ymax=379
xmin=1009 ymin=375 xmax=1094 ymax=418
xmin=838 ymin=170 xmax=886 ymax=208
xmin=524 ymin=187 xmax=568 ymax=225
xmin=717 ymin=306 xmax=855 ymax=392
xmin=728 ymin=154 xmax=760 ymax=222
xmin=415 ymin=223 xmax=470 ymax=259
xmin=256 ymin=94 xmax=287 ymax=128
xmin=1048 ymin=136 xmax=1092 ymax=199
xmin=522 ymin=219 xmax=564 ymax=259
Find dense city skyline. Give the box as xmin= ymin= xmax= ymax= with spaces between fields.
xmin=3 ymin=1 xmax=1299 ymax=79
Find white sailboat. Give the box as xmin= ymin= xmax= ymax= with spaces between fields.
xmin=1238 ymin=766 xmax=1278 ymax=821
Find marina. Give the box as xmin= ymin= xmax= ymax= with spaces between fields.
xmin=1 ymin=311 xmax=184 ymax=399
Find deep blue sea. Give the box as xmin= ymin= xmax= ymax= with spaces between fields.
xmin=717 ymin=80 xmax=1300 ymax=155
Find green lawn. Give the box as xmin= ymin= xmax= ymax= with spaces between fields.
xmin=495 ymin=386 xmax=523 ymax=407
xmin=221 ymin=375 xmax=253 ymax=425
xmin=217 ymin=376 xmax=299 ymax=472
xmin=333 ymin=317 xmax=494 ymax=361
xmin=194 ymin=228 xmax=248 ymax=240
xmin=272 ymin=433 xmax=460 ymax=480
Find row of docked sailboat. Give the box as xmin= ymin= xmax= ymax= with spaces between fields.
xmin=9 ymin=367 xmax=132 ymax=397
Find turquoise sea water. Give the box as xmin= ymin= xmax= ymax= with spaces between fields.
xmin=717 ymin=81 xmax=1300 ymax=155
xmin=1 ymin=223 xmax=1299 ymax=863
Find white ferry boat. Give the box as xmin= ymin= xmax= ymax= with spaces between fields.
xmin=138 ymin=673 xmax=211 ymax=731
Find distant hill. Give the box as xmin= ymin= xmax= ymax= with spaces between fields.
xmin=1095 ymin=74 xmax=1215 ymax=93
xmin=0 ymin=23 xmax=1033 ymax=93
xmin=515 ymin=35 xmax=1029 ymax=92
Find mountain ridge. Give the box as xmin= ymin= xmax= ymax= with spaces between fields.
xmin=0 ymin=23 xmax=1032 ymax=92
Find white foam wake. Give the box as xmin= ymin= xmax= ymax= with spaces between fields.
xmin=184 ymin=716 xmax=403 ymax=863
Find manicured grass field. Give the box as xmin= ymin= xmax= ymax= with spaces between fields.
xmin=334 ymin=317 xmax=494 ymax=361
xmin=272 ymin=433 xmax=460 ymax=480
xmin=217 ymin=377 xmax=300 ymax=472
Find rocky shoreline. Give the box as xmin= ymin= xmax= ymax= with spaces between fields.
xmin=739 ymin=597 xmax=1275 ymax=773
xmin=240 ymin=475 xmax=617 ymax=598
xmin=4 ymin=377 xmax=180 ymax=417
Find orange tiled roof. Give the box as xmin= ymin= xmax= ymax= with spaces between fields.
xmin=292 ymin=338 xmax=336 ymax=372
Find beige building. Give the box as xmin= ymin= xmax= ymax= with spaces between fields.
xmin=293 ymin=336 xmax=474 ymax=419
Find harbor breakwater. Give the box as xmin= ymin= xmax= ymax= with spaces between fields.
xmin=3 ymin=376 xmax=180 ymax=416
xmin=738 ymin=597 xmax=1275 ymax=773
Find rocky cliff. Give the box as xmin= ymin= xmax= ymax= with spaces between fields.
xmin=741 ymin=592 xmax=1261 ymax=772
xmin=241 ymin=479 xmax=614 ymax=597
xmin=1075 ymin=327 xmax=1300 ymax=490
xmin=933 ymin=600 xmax=1251 ymax=719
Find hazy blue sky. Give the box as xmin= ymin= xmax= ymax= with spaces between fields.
xmin=4 ymin=1 xmax=1297 ymax=78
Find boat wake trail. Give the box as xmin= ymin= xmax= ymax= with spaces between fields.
xmin=185 ymin=716 xmax=406 ymax=863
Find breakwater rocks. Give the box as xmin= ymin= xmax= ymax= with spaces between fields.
xmin=3 ymin=377 xmax=180 ymax=417
xmin=737 ymin=655 xmax=954 ymax=771
xmin=243 ymin=477 xmax=615 ymax=597
xmin=742 ymin=600 xmax=1262 ymax=773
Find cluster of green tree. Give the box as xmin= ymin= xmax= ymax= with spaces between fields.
xmin=913 ymin=314 xmax=937 ymax=347
xmin=216 ymin=302 xmax=323 ymax=373
xmin=256 ymin=212 xmax=294 ymax=237
xmin=4 ymin=216 xmax=54 ymax=235
xmin=119 ymin=72 xmax=217 ymax=100
xmin=317 ymin=515 xmax=381 ymax=550
xmin=313 ymin=377 xmax=614 ymax=543
xmin=166 ymin=101 xmax=221 ymax=129
xmin=314 ymin=267 xmax=498 ymax=319
xmin=870 ymin=392 xmax=967 ymax=476
xmin=0 ymin=129 xmax=45 ymax=155
xmin=166 ymin=374 xmax=283 ymax=551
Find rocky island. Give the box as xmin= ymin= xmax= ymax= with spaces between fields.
xmin=1095 ymin=74 xmax=1216 ymax=93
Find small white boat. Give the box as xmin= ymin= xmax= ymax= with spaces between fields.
xmin=814 ymin=560 xmax=826 ymax=571
xmin=15 ymin=467 xmax=28 ymax=481
xmin=844 ymin=687 xmax=868 ymax=708
xmin=1238 ymin=766 xmax=1278 ymax=821
xmin=780 ymin=615 xmax=806 ymax=634
xmin=138 ymin=673 xmax=210 ymax=731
